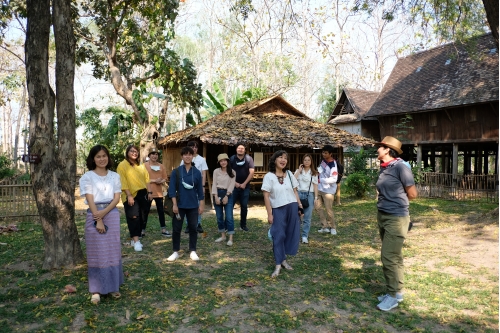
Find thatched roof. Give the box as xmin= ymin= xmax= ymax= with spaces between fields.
xmin=366 ymin=33 xmax=498 ymax=118
xmin=158 ymin=95 xmax=375 ymax=149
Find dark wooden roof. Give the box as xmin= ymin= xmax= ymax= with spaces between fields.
xmin=158 ymin=95 xmax=375 ymax=148
xmin=327 ymin=88 xmax=380 ymax=124
xmin=366 ymin=33 xmax=499 ymax=118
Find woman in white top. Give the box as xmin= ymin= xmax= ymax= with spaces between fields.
xmin=262 ymin=150 xmax=303 ymax=278
xmin=294 ymin=154 xmax=319 ymax=244
xmin=79 ymin=145 xmax=123 ymax=305
xmin=211 ymin=153 xmax=236 ymax=246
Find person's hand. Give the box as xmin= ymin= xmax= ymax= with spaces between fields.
xmin=127 ymin=195 xmax=134 ymax=206
xmin=215 ymin=197 xmax=221 ymax=205
xmin=299 ymin=164 xmax=304 ymax=171
xmin=147 ymin=193 xmax=153 ymax=201
xmin=198 ymin=205 xmax=204 ymax=215
xmin=93 ymin=211 xmax=104 ymax=220
xmin=95 ymin=219 xmax=106 ymax=233
xmin=222 ymin=196 xmax=228 ymax=205
xmin=298 ymin=207 xmax=304 ymax=217
xmin=267 ymin=213 xmax=274 ymax=224
xmin=235 ymin=182 xmax=241 ymax=189
xmin=155 ymin=178 xmax=163 ymax=184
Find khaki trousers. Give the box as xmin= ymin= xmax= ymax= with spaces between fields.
xmin=377 ymin=211 xmax=410 ymax=296
xmin=315 ymin=191 xmax=335 ymax=229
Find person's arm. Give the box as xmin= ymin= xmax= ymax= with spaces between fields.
xmin=117 ymin=163 xmax=134 ymax=206
xmin=202 ymin=169 xmax=207 ymax=188
xmin=405 ymin=185 xmax=417 ymax=200
xmin=313 ymin=183 xmax=319 ymax=202
xmin=263 ymin=191 xmax=273 ymax=224
xmin=212 ymin=170 xmax=221 ymax=205
xmin=242 ymin=168 xmax=255 ymax=187
xmin=85 ymin=194 xmax=107 ymax=233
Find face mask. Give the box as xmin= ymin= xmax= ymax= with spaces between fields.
xmin=151 ymin=165 xmax=160 ymax=171
xmin=236 ymin=160 xmax=245 ymax=166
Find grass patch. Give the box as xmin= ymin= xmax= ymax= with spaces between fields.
xmin=0 ymin=197 xmax=497 ymax=332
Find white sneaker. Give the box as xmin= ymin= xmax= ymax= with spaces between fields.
xmin=215 ymin=237 xmax=226 ymax=243
xmin=190 ymin=251 xmax=199 ymax=261
xmin=130 ymin=240 xmax=135 ymax=246
xmin=331 ymin=229 xmax=337 ymax=235
xmin=134 ymin=241 xmax=143 ymax=252
xmin=226 ymin=240 xmax=233 ymax=246
xmin=167 ymin=252 xmax=179 ymax=261
xmin=318 ymin=228 xmax=330 ymax=233
xmin=302 ymin=236 xmax=308 ymax=244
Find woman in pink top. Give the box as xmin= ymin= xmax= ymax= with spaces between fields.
xmin=211 ymin=153 xmax=236 ymax=246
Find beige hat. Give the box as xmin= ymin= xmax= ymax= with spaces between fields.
xmin=376 ymin=136 xmax=403 ymax=155
xmin=217 ymin=153 xmax=229 ymax=162
xmin=148 ymin=147 xmax=159 ymax=156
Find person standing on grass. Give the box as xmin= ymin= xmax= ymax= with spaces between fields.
xmin=294 ymin=154 xmax=319 ymax=244
xmin=212 ymin=153 xmax=236 ymax=246
xmin=316 ymin=145 xmax=342 ymax=235
xmin=262 ymin=150 xmax=303 ymax=278
xmin=180 ymin=141 xmax=208 ymax=234
xmin=230 ymin=142 xmax=255 ymax=231
xmin=167 ymin=146 xmax=204 ymax=262
xmin=79 ymin=145 xmax=123 ymax=305
xmin=375 ymin=136 xmax=417 ymax=312
xmin=144 ymin=147 xmax=171 ymax=237
xmin=117 ymin=144 xmax=152 ymax=252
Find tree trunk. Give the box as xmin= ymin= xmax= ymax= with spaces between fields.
xmin=483 ymin=0 xmax=499 ymax=47
xmin=26 ymin=0 xmax=83 ymax=269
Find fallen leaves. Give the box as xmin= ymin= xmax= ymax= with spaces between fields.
xmin=0 ymin=225 xmax=19 ymax=234
xmin=350 ymin=288 xmax=365 ymax=293
xmin=64 ymin=284 xmax=77 ymax=293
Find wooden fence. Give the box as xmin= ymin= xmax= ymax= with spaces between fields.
xmin=416 ymin=172 xmax=498 ymax=203
xmin=0 ymin=179 xmax=38 ymax=218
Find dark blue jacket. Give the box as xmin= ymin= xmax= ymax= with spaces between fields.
xmin=168 ymin=165 xmax=204 ymax=209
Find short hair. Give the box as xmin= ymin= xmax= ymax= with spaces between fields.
xmin=321 ymin=145 xmax=335 ymax=154
xmin=268 ymin=150 xmax=288 ymax=173
xmin=235 ymin=142 xmax=247 ymax=151
xmin=388 ymin=148 xmax=399 ymax=158
xmin=86 ymin=145 xmax=113 ymax=170
xmin=181 ymin=146 xmax=195 ymax=156
xmin=187 ymin=141 xmax=198 ymax=148
xmin=125 ymin=144 xmax=140 ymax=166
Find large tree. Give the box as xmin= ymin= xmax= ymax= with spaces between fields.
xmin=75 ymin=0 xmax=203 ymax=157
xmin=25 ymin=0 xmax=84 ymax=269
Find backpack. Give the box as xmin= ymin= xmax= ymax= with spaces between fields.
xmin=336 ymin=160 xmax=344 ymax=183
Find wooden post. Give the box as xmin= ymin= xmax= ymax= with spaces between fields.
xmin=452 ymin=143 xmax=459 ymax=186
xmin=416 ymin=145 xmax=422 ymax=168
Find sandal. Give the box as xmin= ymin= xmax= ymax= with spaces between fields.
xmin=91 ymin=293 xmax=100 ymax=304
xmin=271 ymin=266 xmax=281 ymax=278
xmin=110 ymin=292 xmax=121 ymax=299
xmin=281 ymin=260 xmax=293 ymax=270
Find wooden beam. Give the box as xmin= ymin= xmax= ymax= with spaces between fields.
xmin=416 ymin=145 xmax=422 ymax=168
xmin=452 ymin=144 xmax=459 ymax=179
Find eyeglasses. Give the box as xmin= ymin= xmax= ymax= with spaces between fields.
xmin=129 ymin=150 xmax=138 ymax=154
xmin=150 ymin=152 xmax=158 ymax=155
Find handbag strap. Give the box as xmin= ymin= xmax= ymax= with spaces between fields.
xmin=287 ymin=170 xmax=294 ymax=189
xmin=306 ymin=175 xmax=312 ymax=198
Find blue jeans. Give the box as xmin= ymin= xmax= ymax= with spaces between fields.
xmin=214 ymin=189 xmax=234 ymax=234
xmin=299 ymin=191 xmax=314 ymax=238
xmin=233 ymin=186 xmax=250 ymax=228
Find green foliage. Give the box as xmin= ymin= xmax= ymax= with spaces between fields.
xmin=185 ymin=113 xmax=196 ymax=127
xmin=316 ymin=80 xmax=343 ymax=123
xmin=344 ymin=147 xmax=378 ymax=198
xmin=77 ymin=106 xmax=137 ymax=170
xmin=344 ymin=172 xmax=372 ymax=198
xmin=392 ymin=114 xmax=414 ymax=142
xmin=0 ymin=153 xmax=16 ymax=179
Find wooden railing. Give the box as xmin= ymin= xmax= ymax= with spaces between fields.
xmin=0 ymin=179 xmax=38 ymax=218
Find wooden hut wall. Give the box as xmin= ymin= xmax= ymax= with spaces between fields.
xmin=378 ymin=103 xmax=499 ymax=144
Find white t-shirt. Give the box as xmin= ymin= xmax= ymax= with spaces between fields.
xmin=79 ymin=170 xmax=122 ymax=204
xmin=294 ymin=169 xmax=318 ymax=192
xmin=180 ymin=155 xmax=209 ymax=171
xmin=261 ymin=170 xmax=299 ymax=208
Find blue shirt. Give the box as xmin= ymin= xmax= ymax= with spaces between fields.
xmin=168 ymin=165 xmax=204 ymax=209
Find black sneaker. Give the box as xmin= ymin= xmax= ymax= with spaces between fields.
xmin=184 ymin=227 xmax=189 ymax=234
xmin=161 ymin=230 xmax=172 ymax=237
xmin=196 ymin=224 xmax=204 ymax=233
xmin=408 ymin=222 xmax=413 ymax=232
xmin=240 ymin=226 xmax=249 ymax=231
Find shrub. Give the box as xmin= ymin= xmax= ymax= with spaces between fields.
xmin=344 ymin=172 xmax=372 ymax=198
xmin=0 ymin=153 xmax=16 ymax=180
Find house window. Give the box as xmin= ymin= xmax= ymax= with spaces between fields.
xmin=429 ymin=113 xmax=437 ymax=127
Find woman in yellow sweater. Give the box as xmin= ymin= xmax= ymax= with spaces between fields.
xmin=117 ymin=145 xmax=152 ymax=252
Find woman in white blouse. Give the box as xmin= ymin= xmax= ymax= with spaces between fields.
xmin=211 ymin=153 xmax=236 ymax=246
xmin=294 ymin=154 xmax=319 ymax=244
xmin=79 ymin=145 xmax=123 ymax=305
xmin=262 ymin=150 xmax=303 ymax=278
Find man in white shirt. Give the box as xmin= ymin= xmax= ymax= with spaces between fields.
xmin=180 ymin=141 xmax=208 ymax=233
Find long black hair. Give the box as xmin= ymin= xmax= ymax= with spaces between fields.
xmin=219 ymin=158 xmax=235 ymax=178
xmin=268 ymin=150 xmax=288 ymax=173
xmin=86 ymin=145 xmax=113 ymax=170
xmin=125 ymin=144 xmax=140 ymax=166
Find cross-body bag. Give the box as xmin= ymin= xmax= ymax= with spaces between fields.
xmin=299 ymin=174 xmax=312 ymax=208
